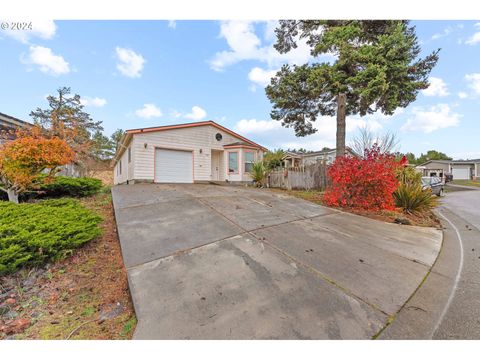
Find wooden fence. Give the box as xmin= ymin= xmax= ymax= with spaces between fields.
xmin=267 ymin=162 xmax=330 ymax=191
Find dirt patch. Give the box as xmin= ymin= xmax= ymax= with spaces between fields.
xmin=89 ymin=170 xmax=113 ymax=186
xmin=0 ymin=191 xmax=135 ymax=339
xmin=275 ymin=188 xmax=440 ymax=228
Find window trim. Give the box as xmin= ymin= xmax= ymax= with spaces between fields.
xmin=244 ymin=150 xmax=255 ymax=173
xmin=228 ymin=151 xmax=239 ymax=174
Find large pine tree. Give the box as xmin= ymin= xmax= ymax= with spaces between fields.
xmin=30 ymin=87 xmax=104 ymax=166
xmin=266 ymin=21 xmax=440 ymax=157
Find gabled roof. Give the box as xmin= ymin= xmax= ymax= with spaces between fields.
xmin=417 ymin=159 xmax=480 ymax=167
xmin=115 ymin=120 xmax=268 ymax=162
xmin=452 ymin=159 xmax=480 ymax=164
xmin=0 ymin=112 xmax=33 ymax=129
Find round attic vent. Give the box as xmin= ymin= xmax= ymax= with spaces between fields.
xmin=215 ymin=133 xmax=222 ymax=141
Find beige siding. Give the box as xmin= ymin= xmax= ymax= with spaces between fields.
xmin=423 ymin=162 xmax=450 ymax=173
xmin=132 ymin=125 xmax=244 ymax=182
xmin=114 ymin=144 xmax=130 ymax=184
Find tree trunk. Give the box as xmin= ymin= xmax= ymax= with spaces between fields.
xmin=336 ymin=93 xmax=347 ymax=158
xmin=6 ymin=189 xmax=19 ymax=204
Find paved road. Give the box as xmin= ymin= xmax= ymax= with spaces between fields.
xmin=380 ymin=187 xmax=480 ymax=339
xmin=433 ymin=188 xmax=480 ymax=339
xmin=112 ymin=184 xmax=441 ymax=339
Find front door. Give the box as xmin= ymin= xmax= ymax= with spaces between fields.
xmin=212 ymin=151 xmax=220 ymax=181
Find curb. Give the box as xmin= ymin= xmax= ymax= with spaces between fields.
xmin=377 ymin=207 xmax=464 ymax=339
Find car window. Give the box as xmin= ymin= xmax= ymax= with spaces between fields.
xmin=421 ymin=178 xmax=431 ymax=186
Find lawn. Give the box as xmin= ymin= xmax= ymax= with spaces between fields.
xmin=0 ymin=189 xmax=136 ymax=339
xmin=450 ymin=179 xmax=480 ymax=187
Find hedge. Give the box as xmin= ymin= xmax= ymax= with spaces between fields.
xmin=39 ymin=176 xmax=103 ymax=198
xmin=0 ymin=199 xmax=102 ymax=275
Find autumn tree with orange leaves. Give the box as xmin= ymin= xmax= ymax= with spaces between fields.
xmin=29 ymin=87 xmax=104 ymax=169
xmin=0 ymin=128 xmax=75 ymax=203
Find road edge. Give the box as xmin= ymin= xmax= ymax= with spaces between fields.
xmin=377 ymin=207 xmax=464 ymax=339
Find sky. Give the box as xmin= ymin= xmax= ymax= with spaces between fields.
xmin=1 ymin=20 xmax=479 ymax=159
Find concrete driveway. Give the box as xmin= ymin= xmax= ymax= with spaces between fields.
xmin=112 ymin=184 xmax=442 ymax=339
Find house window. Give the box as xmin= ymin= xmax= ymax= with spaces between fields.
xmin=119 ymin=160 xmax=122 ymax=175
xmin=244 ymin=151 xmax=254 ymax=173
xmin=228 ymin=152 xmax=238 ymax=173
xmin=128 ymin=147 xmax=131 ymax=163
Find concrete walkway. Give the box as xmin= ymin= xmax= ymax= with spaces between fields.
xmin=112 ymin=184 xmax=442 ymax=339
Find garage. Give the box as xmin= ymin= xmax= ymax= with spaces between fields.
xmin=452 ymin=167 xmax=471 ymax=180
xmin=154 ymin=148 xmax=193 ymax=183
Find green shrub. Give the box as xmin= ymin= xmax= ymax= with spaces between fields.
xmin=39 ymin=176 xmax=103 ymax=198
xmin=0 ymin=199 xmax=102 ymax=275
xmin=263 ymin=149 xmax=284 ymax=170
xmin=251 ymin=161 xmax=266 ymax=187
xmin=393 ymin=183 xmax=438 ymax=214
xmin=394 ymin=165 xmax=437 ymax=213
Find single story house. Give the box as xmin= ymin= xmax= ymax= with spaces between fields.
xmin=0 ymin=111 xmax=33 ymax=144
xmin=283 ymin=147 xmax=358 ymax=168
xmin=416 ymin=159 xmax=480 ymax=180
xmin=113 ymin=121 xmax=267 ymax=185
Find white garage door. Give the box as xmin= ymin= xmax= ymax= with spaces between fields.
xmin=452 ymin=168 xmax=470 ymax=180
xmin=155 ymin=148 xmax=193 ymax=183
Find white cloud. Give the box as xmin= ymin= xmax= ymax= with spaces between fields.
xmin=22 ymin=45 xmax=70 ymax=76
xmin=169 ymin=109 xmax=182 ymax=118
xmin=458 ymin=91 xmax=468 ymax=99
xmin=401 ymin=104 xmax=460 ymax=133
xmin=168 ymin=20 xmax=176 ymax=29
xmin=135 ymin=104 xmax=162 ymax=119
xmin=431 ymin=24 xmax=464 ymax=41
xmin=115 ymin=47 xmax=145 ymax=78
xmin=248 ymin=67 xmax=277 ymax=87
xmin=465 ymin=73 xmax=480 ymax=95
xmin=466 ymin=32 xmax=480 ymax=45
xmin=431 ymin=28 xmax=453 ymax=40
xmin=422 ymin=77 xmax=449 ymax=97
xmin=80 ymin=97 xmax=107 ymax=107
xmin=2 ymin=19 xmax=56 ymax=43
xmin=209 ymin=21 xmax=327 ymax=72
xmin=234 ymin=119 xmax=283 ymax=134
xmin=185 ymin=106 xmax=207 ymax=121
xmin=233 ymin=111 xmax=396 ymax=151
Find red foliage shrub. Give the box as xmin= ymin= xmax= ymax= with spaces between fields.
xmin=323 ymin=146 xmax=402 ymax=211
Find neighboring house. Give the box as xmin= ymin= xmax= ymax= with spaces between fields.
xmin=0 ymin=112 xmax=33 ymax=144
xmin=416 ymin=159 xmax=480 ymax=180
xmin=113 ymin=121 xmax=267 ymax=185
xmin=283 ymin=147 xmax=358 ymax=168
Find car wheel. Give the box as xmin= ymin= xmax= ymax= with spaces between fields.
xmin=437 ymin=188 xmax=444 ymax=197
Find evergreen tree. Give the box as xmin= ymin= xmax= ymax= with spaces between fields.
xmin=30 ymin=87 xmax=104 ymax=165
xmin=266 ymin=21 xmax=440 ymax=157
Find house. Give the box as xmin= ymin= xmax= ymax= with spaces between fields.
xmin=415 ymin=160 xmax=451 ymax=178
xmin=282 ymin=147 xmax=358 ymax=168
xmin=0 ymin=112 xmax=33 ymax=144
xmin=450 ymin=160 xmax=480 ymax=180
xmin=416 ymin=159 xmax=480 ymax=180
xmin=113 ymin=120 xmax=267 ymax=185
xmin=0 ymin=111 xmax=83 ymax=177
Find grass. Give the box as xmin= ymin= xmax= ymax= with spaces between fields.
xmin=450 ymin=179 xmax=480 ymax=187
